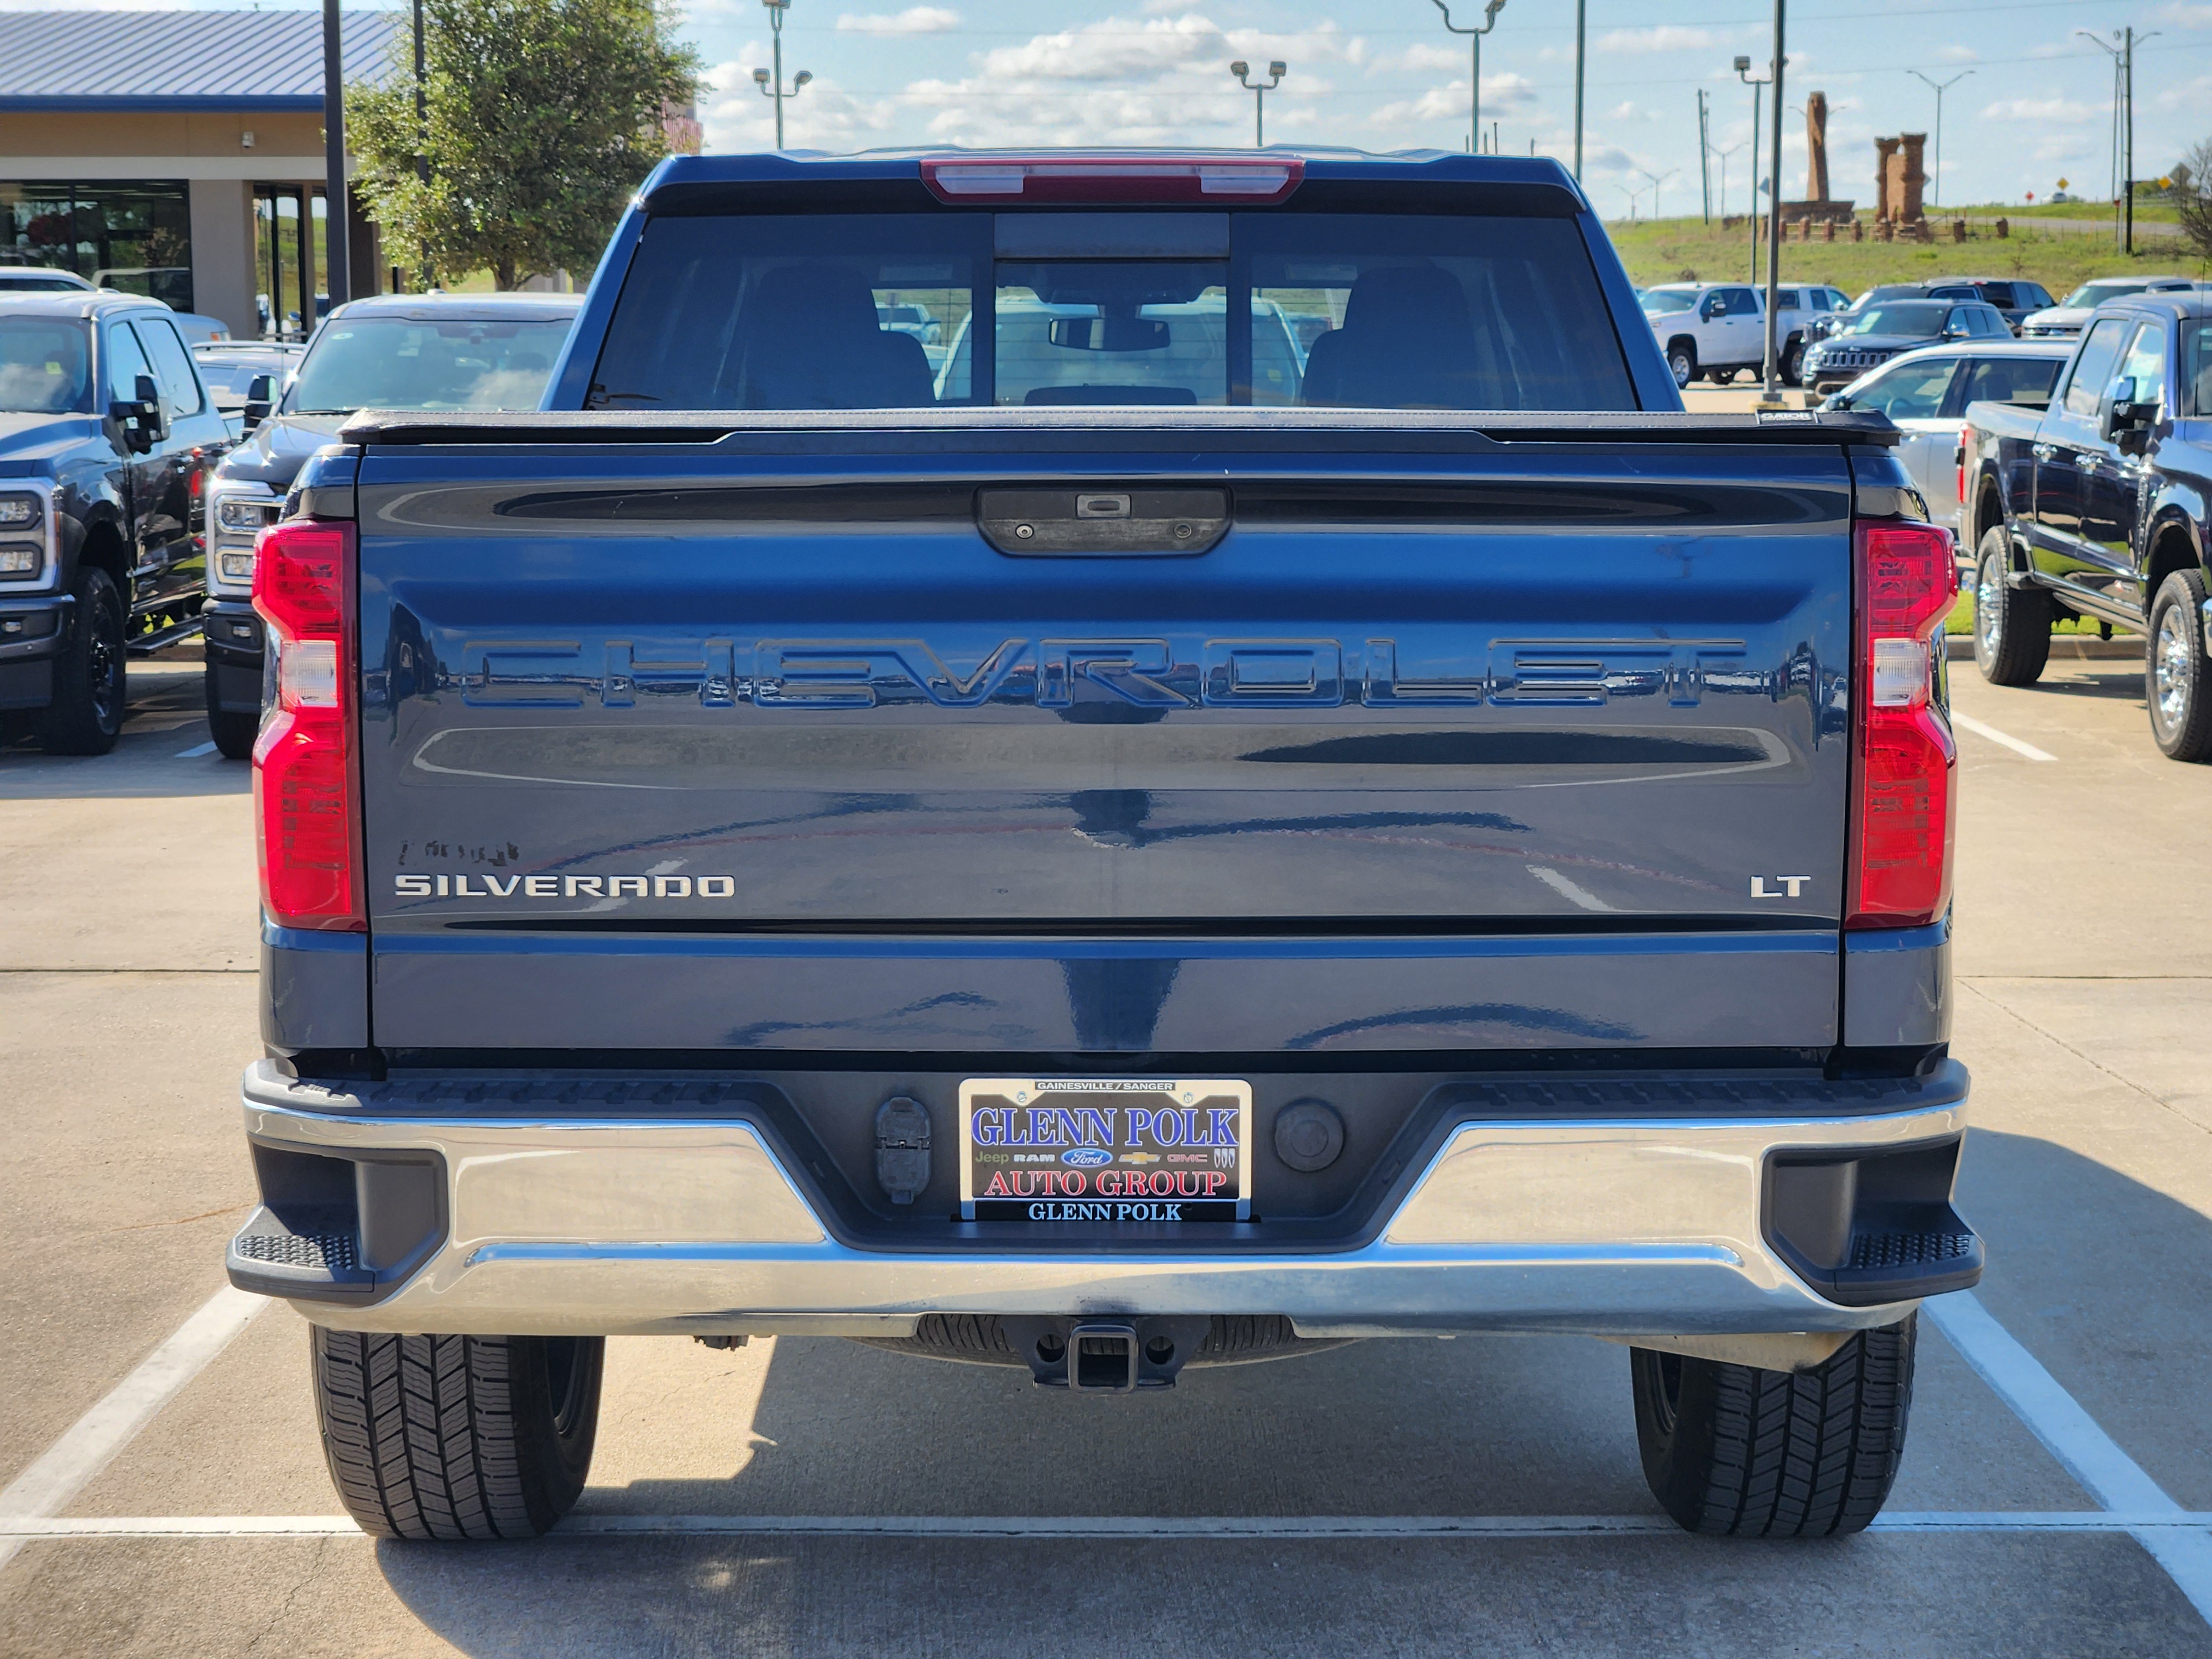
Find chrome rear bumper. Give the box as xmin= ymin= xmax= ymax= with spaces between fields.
xmin=232 ymin=1060 xmax=1972 ymax=1339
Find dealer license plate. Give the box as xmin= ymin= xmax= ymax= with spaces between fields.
xmin=959 ymin=1078 xmax=1252 ymax=1223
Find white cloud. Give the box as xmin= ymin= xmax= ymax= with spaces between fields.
xmin=1937 ymin=45 xmax=1978 ymax=63
xmin=1598 ymin=25 xmax=1723 ymax=54
xmin=1981 ymin=94 xmax=2096 ymax=124
xmin=895 ymin=12 xmax=1363 ymax=148
xmin=701 ymin=56 xmax=898 ymax=153
xmin=836 ymin=7 xmax=958 ymax=35
xmin=2160 ymin=3 xmax=2212 ymax=26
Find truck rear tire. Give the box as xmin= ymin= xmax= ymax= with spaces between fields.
xmin=2148 ymin=567 xmax=2212 ymax=761
xmin=38 ymin=566 xmax=126 ymax=755
xmin=1973 ymin=529 xmax=2051 ymax=687
xmin=311 ymin=1328 xmax=603 ymax=1539
xmin=203 ymin=663 xmax=258 ymax=759
xmin=1630 ymin=1315 xmax=1917 ymax=1537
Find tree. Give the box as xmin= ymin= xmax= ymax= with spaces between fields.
xmin=351 ymin=0 xmax=698 ymax=290
xmin=2176 ymin=140 xmax=2212 ymax=265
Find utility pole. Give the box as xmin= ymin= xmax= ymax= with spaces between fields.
xmin=1573 ymin=0 xmax=1586 ymax=179
xmin=411 ymin=0 xmax=431 ymax=291
xmin=1432 ymin=1 xmax=1506 ymax=156
xmin=2125 ymin=28 xmax=2155 ymax=254
xmin=1734 ymin=53 xmax=1772 ymax=288
xmin=1759 ymin=0 xmax=1786 ymax=405
xmin=1907 ymin=69 xmax=1973 ymax=210
xmin=1698 ymin=89 xmax=1712 ymax=223
xmin=1230 ymin=60 xmax=1285 ymax=147
xmin=321 ymin=0 xmax=348 ymax=307
xmin=755 ymin=0 xmax=810 ymax=149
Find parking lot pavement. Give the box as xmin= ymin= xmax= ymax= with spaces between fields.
xmin=5 ymin=647 xmax=2212 ymax=1656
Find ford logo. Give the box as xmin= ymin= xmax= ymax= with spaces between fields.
xmin=1061 ymin=1147 xmax=1112 ymax=1167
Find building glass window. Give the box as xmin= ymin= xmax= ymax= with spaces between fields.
xmin=0 ymin=181 xmax=192 ymax=311
xmin=255 ymin=186 xmax=328 ymax=341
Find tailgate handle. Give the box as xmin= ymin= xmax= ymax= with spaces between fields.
xmin=978 ymin=488 xmax=1229 ymax=557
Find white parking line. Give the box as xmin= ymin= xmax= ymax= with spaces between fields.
xmin=1927 ymin=1291 xmax=2212 ymax=1624
xmin=1525 ymin=865 xmax=1616 ymax=912
xmin=1950 ymin=712 xmax=2057 ymax=762
xmin=4 ymin=1510 xmax=2210 ymax=1542
xmin=173 ymin=741 xmax=218 ymax=758
xmin=0 ymin=1286 xmax=264 ymax=1575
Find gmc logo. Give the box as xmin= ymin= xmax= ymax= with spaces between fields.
xmin=458 ymin=637 xmax=1754 ymax=711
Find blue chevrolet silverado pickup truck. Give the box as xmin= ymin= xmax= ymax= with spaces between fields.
xmin=225 ymin=149 xmax=1975 ymax=1542
xmin=1961 ymin=290 xmax=2212 ymax=759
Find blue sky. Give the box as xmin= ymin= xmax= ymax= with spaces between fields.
xmin=38 ymin=0 xmax=2212 ymax=215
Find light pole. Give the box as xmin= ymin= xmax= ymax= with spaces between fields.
xmin=1756 ymin=0 xmax=1786 ymax=405
xmin=755 ymin=0 xmax=810 ymax=149
xmin=321 ymin=0 xmax=348 ymax=307
xmin=1573 ymin=0 xmax=1585 ymax=180
xmin=1697 ymin=89 xmax=1712 ymax=222
xmin=1713 ymin=141 xmax=1744 ymax=222
xmin=1733 ymin=53 xmax=1773 ymax=288
xmin=1614 ymin=182 xmax=1642 ymax=221
xmin=1637 ymin=167 xmax=1679 ymax=221
xmin=2079 ymin=28 xmax=2122 ymax=217
xmin=1432 ymin=0 xmax=1506 ymax=157
xmin=1230 ymin=60 xmax=1286 ymax=148
xmin=1907 ymin=69 xmax=1973 ymax=210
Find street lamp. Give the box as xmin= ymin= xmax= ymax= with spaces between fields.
xmin=1907 ymin=69 xmax=1973 ymax=210
xmin=1636 ymin=166 xmax=1679 ymax=221
xmin=1733 ymin=53 xmax=1773 ymax=288
xmin=756 ymin=0 xmax=810 ymax=149
xmin=1229 ymin=60 xmax=1285 ymax=148
xmin=1431 ymin=0 xmax=1506 ymax=157
xmin=1712 ymin=141 xmax=1744 ymax=225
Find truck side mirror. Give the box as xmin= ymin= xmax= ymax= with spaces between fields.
xmin=242 ymin=373 xmax=275 ymax=432
xmin=109 ymin=372 xmax=164 ymax=454
xmin=2101 ymin=375 xmax=2157 ymax=450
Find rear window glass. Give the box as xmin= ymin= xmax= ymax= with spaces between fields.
xmin=1955 ymin=356 xmax=2063 ymax=408
xmin=589 ymin=210 xmax=1636 ymax=413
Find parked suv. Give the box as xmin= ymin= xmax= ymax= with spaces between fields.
xmin=200 ymin=291 xmax=582 ymax=755
xmin=0 ymin=291 xmax=226 ymax=753
xmin=1801 ymin=299 xmax=2011 ymax=395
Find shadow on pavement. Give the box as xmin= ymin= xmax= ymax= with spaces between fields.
xmin=361 ymin=1138 xmax=2212 ymax=1656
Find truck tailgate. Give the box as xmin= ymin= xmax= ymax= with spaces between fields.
xmin=352 ymin=425 xmax=1856 ymax=1055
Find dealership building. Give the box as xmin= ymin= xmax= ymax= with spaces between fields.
xmin=0 ymin=10 xmax=399 ymax=340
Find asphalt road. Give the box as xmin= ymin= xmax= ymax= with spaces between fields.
xmin=3 ymin=638 xmax=2211 ymax=1657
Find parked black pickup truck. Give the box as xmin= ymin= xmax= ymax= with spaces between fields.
xmin=1961 ymin=291 xmax=2212 ymax=759
xmin=0 ymin=292 xmax=227 ymax=753
xmin=226 ymin=149 xmax=1977 ymax=1546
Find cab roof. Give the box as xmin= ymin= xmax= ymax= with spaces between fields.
xmin=322 ymin=291 xmax=586 ymax=324
xmin=634 ymin=147 xmax=1592 ymax=220
xmin=0 ymin=290 xmax=180 ymax=322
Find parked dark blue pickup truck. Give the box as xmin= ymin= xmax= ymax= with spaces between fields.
xmin=1961 ymin=291 xmax=2212 ymax=759
xmin=226 ymin=150 xmax=1976 ymax=1543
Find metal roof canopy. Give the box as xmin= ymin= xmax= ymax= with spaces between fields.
xmin=0 ymin=10 xmax=403 ymax=111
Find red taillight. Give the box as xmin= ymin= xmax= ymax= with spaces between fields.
xmin=1847 ymin=520 xmax=1959 ymax=930
xmin=920 ymin=154 xmax=1303 ymax=205
xmin=251 ymin=519 xmax=363 ymax=931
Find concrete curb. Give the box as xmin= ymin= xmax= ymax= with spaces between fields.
xmin=1945 ymin=633 xmax=2142 ymax=662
